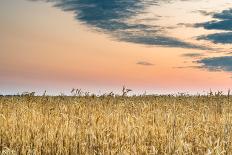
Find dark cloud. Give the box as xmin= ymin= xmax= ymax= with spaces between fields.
xmin=196 ymin=8 xmax=232 ymax=44
xmin=195 ymin=20 xmax=232 ymax=31
xmin=197 ymin=56 xmax=232 ymax=72
xmin=30 ymin=0 xmax=208 ymax=50
xmin=213 ymin=9 xmax=232 ymax=20
xmin=119 ymin=32 xmax=206 ymax=49
xmin=136 ymin=61 xmax=154 ymax=66
xmin=174 ymin=65 xmax=203 ymax=69
xmin=182 ymin=53 xmax=204 ymax=58
xmin=198 ymin=32 xmax=232 ymax=44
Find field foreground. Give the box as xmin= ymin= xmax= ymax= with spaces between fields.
xmin=1 ymin=93 xmax=232 ymax=154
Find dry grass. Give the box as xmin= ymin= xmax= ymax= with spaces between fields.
xmin=1 ymin=92 xmax=232 ymax=154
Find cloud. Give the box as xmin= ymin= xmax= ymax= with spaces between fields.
xmin=182 ymin=53 xmax=204 ymax=58
xmin=174 ymin=65 xmax=203 ymax=69
xmin=118 ymin=32 xmax=206 ymax=49
xmin=136 ymin=61 xmax=154 ymax=66
xmin=198 ymin=32 xmax=232 ymax=44
xmin=213 ymin=9 xmax=232 ymax=20
xmin=195 ymin=10 xmax=215 ymax=16
xmin=31 ymin=0 xmax=208 ymax=50
xmin=195 ymin=20 xmax=232 ymax=31
xmin=177 ymin=23 xmax=194 ymax=28
xmin=196 ymin=56 xmax=232 ymax=72
xmin=196 ymin=8 xmax=232 ymax=44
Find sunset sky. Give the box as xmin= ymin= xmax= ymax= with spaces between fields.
xmin=1 ymin=0 xmax=232 ymax=95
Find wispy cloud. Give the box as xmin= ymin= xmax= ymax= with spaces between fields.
xmin=195 ymin=20 xmax=232 ymax=31
xmin=195 ymin=10 xmax=215 ymax=16
xmin=174 ymin=65 xmax=203 ymax=70
xmin=198 ymin=32 xmax=232 ymax=44
xmin=196 ymin=8 xmax=232 ymax=44
xmin=213 ymin=9 xmax=232 ymax=20
xmin=182 ymin=53 xmax=204 ymax=58
xmin=136 ymin=61 xmax=154 ymax=66
xmin=177 ymin=23 xmax=194 ymax=28
xmin=30 ymin=0 xmax=208 ymax=50
xmin=196 ymin=56 xmax=232 ymax=72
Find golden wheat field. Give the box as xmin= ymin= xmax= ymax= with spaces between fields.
xmin=1 ymin=91 xmax=232 ymax=155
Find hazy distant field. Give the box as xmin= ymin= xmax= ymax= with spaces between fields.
xmin=1 ymin=92 xmax=232 ymax=154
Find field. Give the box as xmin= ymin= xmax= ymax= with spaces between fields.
xmin=1 ymin=91 xmax=232 ymax=155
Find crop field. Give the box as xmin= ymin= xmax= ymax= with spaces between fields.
xmin=1 ymin=91 xmax=232 ymax=154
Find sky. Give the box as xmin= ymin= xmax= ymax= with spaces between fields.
xmin=1 ymin=0 xmax=232 ymax=95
